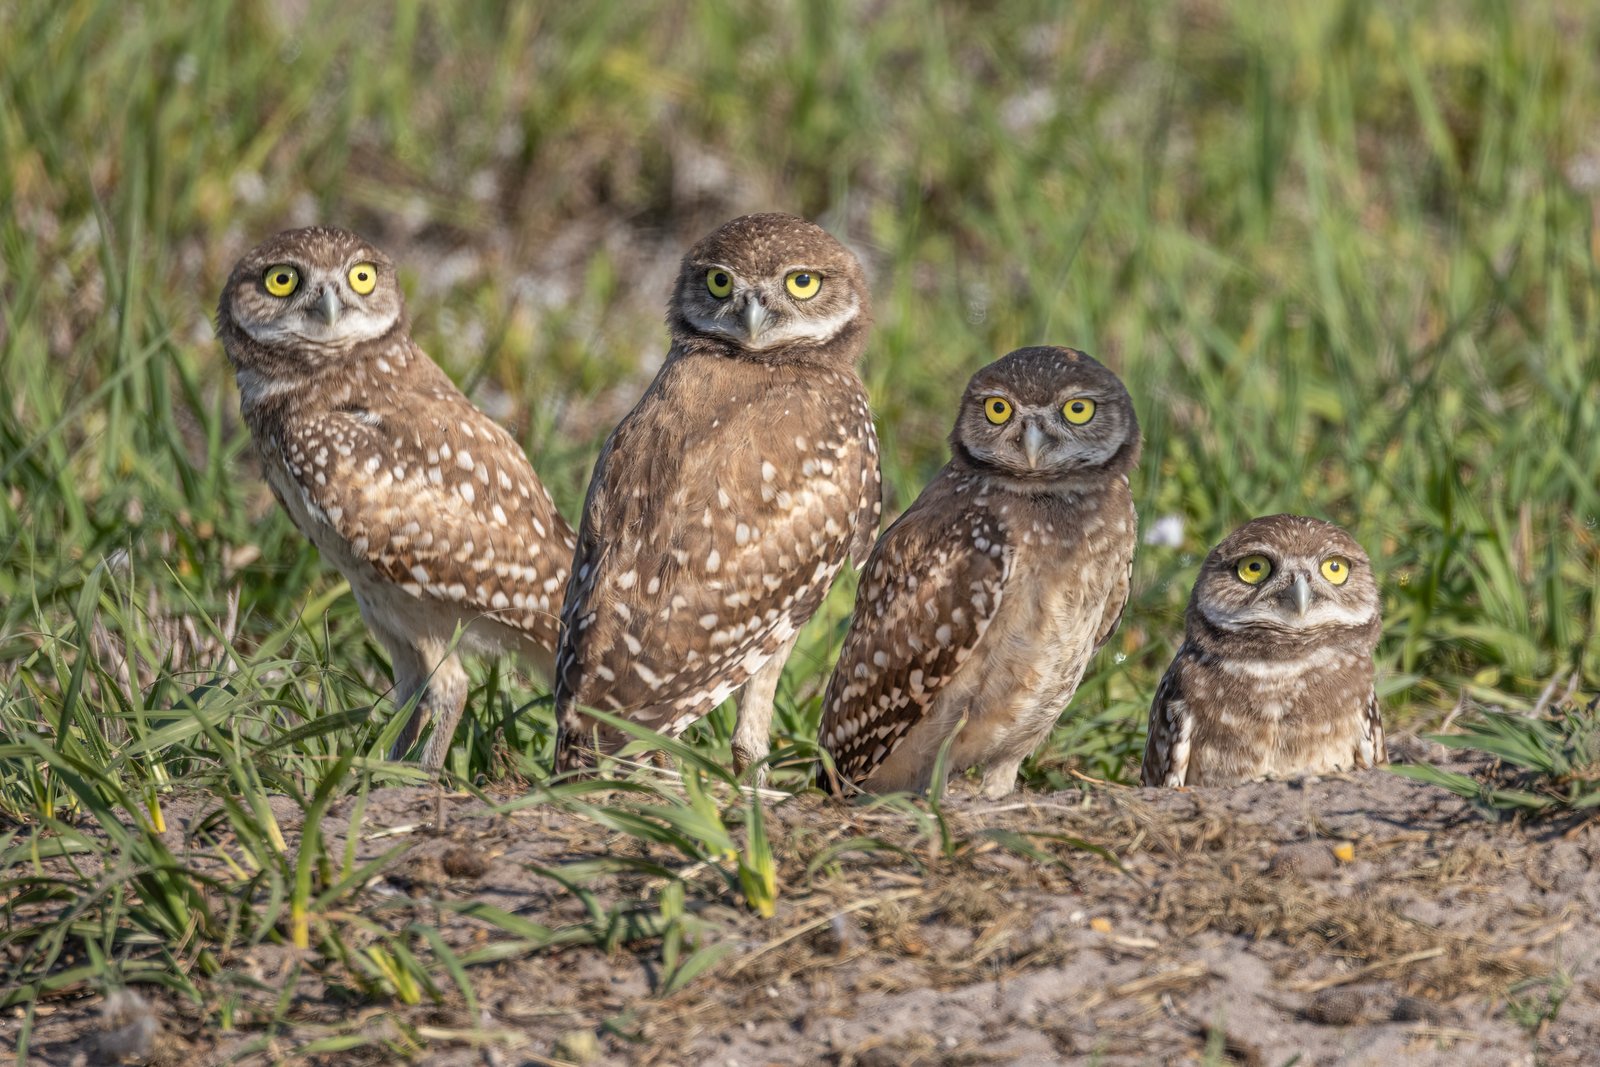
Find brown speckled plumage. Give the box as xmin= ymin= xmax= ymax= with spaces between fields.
xmin=217 ymin=227 xmax=574 ymax=771
xmin=553 ymin=213 xmax=880 ymax=774
xmin=1141 ymin=514 xmax=1386 ymax=787
xmin=820 ymin=347 xmax=1140 ymax=798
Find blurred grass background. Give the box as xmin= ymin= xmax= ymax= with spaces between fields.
xmin=6 ymin=0 xmax=1600 ymax=1055
xmin=4 ymin=0 xmax=1600 ymax=787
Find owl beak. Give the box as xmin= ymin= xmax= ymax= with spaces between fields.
xmin=1290 ymin=573 xmax=1312 ymax=616
xmin=317 ymin=287 xmax=342 ymax=327
xmin=1022 ymin=420 xmax=1046 ymax=469
xmin=742 ymin=297 xmax=770 ymax=341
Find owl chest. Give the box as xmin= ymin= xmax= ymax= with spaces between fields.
xmin=259 ymin=444 xmax=376 ymax=589
xmin=951 ymin=537 xmax=1119 ymax=753
xmin=1192 ymin=655 xmax=1370 ymax=781
xmin=603 ymin=380 xmax=868 ymax=571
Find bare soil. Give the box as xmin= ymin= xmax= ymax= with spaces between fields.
xmin=11 ymin=741 xmax=1600 ymax=1066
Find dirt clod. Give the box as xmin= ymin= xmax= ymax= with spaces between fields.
xmin=440 ymin=843 xmax=489 ymax=880
xmin=1268 ymin=840 xmax=1339 ymax=878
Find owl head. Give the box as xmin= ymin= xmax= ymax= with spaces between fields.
xmin=1189 ymin=514 xmax=1380 ymax=639
xmin=951 ymin=346 xmax=1141 ymax=482
xmin=218 ymin=227 xmax=404 ymax=371
xmin=669 ymin=213 xmax=870 ymax=360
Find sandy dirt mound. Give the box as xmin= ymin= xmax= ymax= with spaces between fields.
xmin=13 ymin=746 xmax=1600 ymax=1066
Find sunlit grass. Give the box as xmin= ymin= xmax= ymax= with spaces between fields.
xmin=1392 ymin=697 xmax=1600 ymax=817
xmin=3 ymin=0 xmax=1600 ymax=1057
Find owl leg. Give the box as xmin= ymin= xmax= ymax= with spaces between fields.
xmin=731 ymin=632 xmax=800 ymax=778
xmin=552 ymin=708 xmax=634 ymax=773
xmin=976 ymin=755 xmax=1025 ymax=800
xmin=382 ymin=633 xmax=470 ymax=772
xmin=415 ymin=653 xmax=470 ymax=772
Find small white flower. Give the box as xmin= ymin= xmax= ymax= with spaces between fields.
xmin=1144 ymin=514 xmax=1185 ymax=548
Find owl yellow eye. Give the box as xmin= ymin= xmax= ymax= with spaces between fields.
xmin=1062 ymin=398 xmax=1096 ymax=425
xmin=348 ymin=262 xmax=378 ymax=295
xmin=1236 ymin=554 xmax=1272 ymax=585
xmin=983 ymin=396 xmax=1013 ymax=424
xmin=1320 ymin=556 xmax=1351 ymax=585
xmin=785 ymin=270 xmax=822 ymax=300
xmin=263 ymin=265 xmax=299 ymax=298
xmin=706 ymin=269 xmax=734 ymax=298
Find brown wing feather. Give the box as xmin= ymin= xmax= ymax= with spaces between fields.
xmin=1140 ymin=652 xmax=1191 ymax=787
xmin=1092 ymin=485 xmax=1137 ymax=652
xmin=1356 ymin=686 xmax=1387 ymax=767
xmin=819 ymin=471 xmax=1011 ymax=785
xmin=555 ymin=353 xmax=877 ymax=747
xmin=268 ymin=366 xmax=573 ymax=649
xmin=848 ymin=402 xmax=882 ymax=567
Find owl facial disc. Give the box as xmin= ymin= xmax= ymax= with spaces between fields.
xmin=1192 ymin=516 xmax=1380 ymax=636
xmin=673 ymin=213 xmax=870 ymax=356
xmin=222 ymin=227 xmax=402 ymax=355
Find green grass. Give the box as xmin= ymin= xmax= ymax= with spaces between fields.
xmin=4 ymin=0 xmax=1600 ymax=1057
xmin=1392 ymin=697 xmax=1600 ymax=816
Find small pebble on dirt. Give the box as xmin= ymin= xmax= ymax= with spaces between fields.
xmin=552 ymin=1028 xmax=600 ymax=1064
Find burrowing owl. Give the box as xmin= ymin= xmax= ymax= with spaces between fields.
xmin=1140 ymin=514 xmax=1386 ymax=787
xmin=553 ymin=213 xmax=880 ymax=774
xmin=819 ymin=346 xmax=1140 ymax=798
xmin=218 ymin=227 xmax=575 ymax=771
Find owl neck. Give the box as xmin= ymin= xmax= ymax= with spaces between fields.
xmin=221 ymin=316 xmax=409 ymax=396
xmin=1184 ymin=604 xmax=1379 ymax=660
xmin=947 ymin=444 xmax=1131 ymax=500
xmin=667 ymin=314 xmax=869 ymax=368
